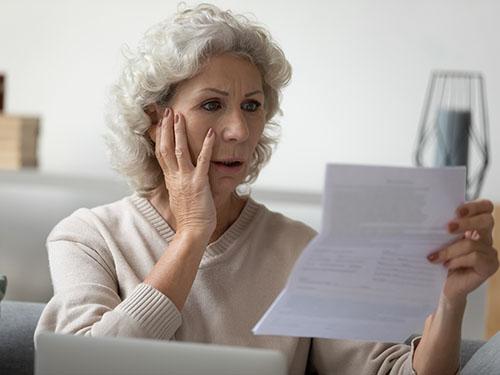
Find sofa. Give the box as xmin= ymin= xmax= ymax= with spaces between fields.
xmin=0 ymin=301 xmax=45 ymax=375
xmin=1 ymin=300 xmax=499 ymax=375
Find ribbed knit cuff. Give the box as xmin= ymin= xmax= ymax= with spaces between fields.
xmin=116 ymin=283 xmax=182 ymax=340
xmin=406 ymin=335 xmax=460 ymax=375
xmin=408 ymin=336 xmax=421 ymax=375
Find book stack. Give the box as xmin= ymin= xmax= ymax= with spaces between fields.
xmin=0 ymin=115 xmax=39 ymax=170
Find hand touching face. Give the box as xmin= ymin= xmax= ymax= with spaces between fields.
xmin=150 ymin=54 xmax=267 ymax=198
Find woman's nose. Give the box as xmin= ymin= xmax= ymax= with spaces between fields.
xmin=220 ymin=109 xmax=249 ymax=143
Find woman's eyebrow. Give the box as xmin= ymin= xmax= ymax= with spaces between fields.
xmin=199 ymin=88 xmax=264 ymax=97
xmin=245 ymin=90 xmax=264 ymax=97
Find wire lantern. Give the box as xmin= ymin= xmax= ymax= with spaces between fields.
xmin=414 ymin=71 xmax=489 ymax=200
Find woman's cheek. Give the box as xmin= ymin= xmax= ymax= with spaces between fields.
xmin=188 ymin=137 xmax=204 ymax=164
xmin=252 ymin=120 xmax=266 ymax=144
xmin=184 ymin=121 xmax=206 ymax=162
xmin=184 ymin=126 xmax=198 ymax=146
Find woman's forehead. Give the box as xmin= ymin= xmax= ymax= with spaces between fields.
xmin=180 ymin=54 xmax=263 ymax=94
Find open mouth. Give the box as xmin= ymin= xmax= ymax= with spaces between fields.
xmin=211 ymin=160 xmax=245 ymax=174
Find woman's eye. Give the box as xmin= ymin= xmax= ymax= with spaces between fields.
xmin=241 ymin=101 xmax=261 ymax=112
xmin=201 ymin=101 xmax=221 ymax=111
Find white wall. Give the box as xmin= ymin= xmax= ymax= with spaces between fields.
xmin=1 ymin=0 xmax=499 ymax=198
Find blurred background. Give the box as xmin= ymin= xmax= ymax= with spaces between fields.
xmin=1 ymin=0 xmax=499 ymax=340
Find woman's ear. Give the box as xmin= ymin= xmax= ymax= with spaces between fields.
xmin=144 ymin=103 xmax=161 ymax=125
xmin=144 ymin=103 xmax=161 ymax=142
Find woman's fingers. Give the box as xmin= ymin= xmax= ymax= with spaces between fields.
xmin=453 ymin=199 xmax=495 ymax=245
xmin=448 ymin=212 xmax=494 ymax=245
xmin=444 ymin=249 xmax=499 ymax=277
xmin=428 ymin=237 xmax=487 ymax=264
xmin=448 ymin=213 xmax=494 ymax=233
xmin=456 ymin=199 xmax=494 ymax=218
xmin=155 ymin=109 xmax=212 ymax=178
xmin=195 ymin=128 xmax=215 ymax=177
xmin=158 ymin=108 xmax=177 ymax=171
xmin=173 ymin=113 xmax=194 ymax=172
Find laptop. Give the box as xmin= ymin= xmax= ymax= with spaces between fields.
xmin=35 ymin=332 xmax=287 ymax=375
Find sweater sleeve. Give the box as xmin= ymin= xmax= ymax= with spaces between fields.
xmin=308 ymin=336 xmax=422 ymax=374
xmin=34 ymin=211 xmax=182 ymax=343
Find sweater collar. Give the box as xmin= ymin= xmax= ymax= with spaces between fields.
xmin=131 ymin=193 xmax=261 ymax=262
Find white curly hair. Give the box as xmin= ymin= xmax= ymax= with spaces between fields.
xmin=104 ymin=3 xmax=292 ymax=196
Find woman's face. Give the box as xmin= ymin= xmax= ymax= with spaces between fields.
xmin=156 ymin=53 xmax=266 ymax=197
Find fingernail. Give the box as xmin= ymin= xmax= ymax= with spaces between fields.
xmin=164 ymin=107 xmax=170 ymax=117
xmin=427 ymin=253 xmax=439 ymax=262
xmin=174 ymin=113 xmax=180 ymax=123
xmin=207 ymin=128 xmax=213 ymax=137
xmin=448 ymin=222 xmax=459 ymax=233
xmin=458 ymin=208 xmax=469 ymax=217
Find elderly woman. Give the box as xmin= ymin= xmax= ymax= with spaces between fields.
xmin=35 ymin=4 xmax=498 ymax=375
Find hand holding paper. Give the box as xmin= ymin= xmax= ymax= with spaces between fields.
xmin=253 ymin=164 xmax=466 ymax=342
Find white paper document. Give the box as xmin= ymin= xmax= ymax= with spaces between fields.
xmin=252 ymin=164 xmax=466 ymax=342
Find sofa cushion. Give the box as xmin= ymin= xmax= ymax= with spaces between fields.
xmin=0 ymin=301 xmax=45 ymax=375
xmin=462 ymin=331 xmax=500 ymax=374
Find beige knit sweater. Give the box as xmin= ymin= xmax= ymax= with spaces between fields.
xmin=35 ymin=194 xmax=419 ymax=374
